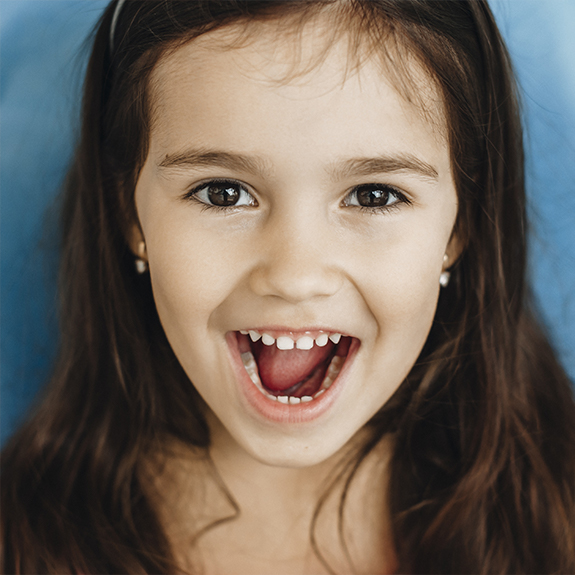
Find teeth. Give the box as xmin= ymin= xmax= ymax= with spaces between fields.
xmin=240 ymin=351 xmax=256 ymax=370
xmin=296 ymin=336 xmax=314 ymax=350
xmin=327 ymin=355 xmax=344 ymax=378
xmin=241 ymin=352 xmax=261 ymax=387
xmin=276 ymin=336 xmax=294 ymax=350
xmin=321 ymin=355 xmax=344 ymax=390
xmin=315 ymin=333 xmax=329 ymax=347
xmin=262 ymin=333 xmax=275 ymax=346
xmin=241 ymin=330 xmax=345 ymax=351
xmin=240 ymin=330 xmax=348 ymax=403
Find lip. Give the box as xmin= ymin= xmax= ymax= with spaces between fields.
xmin=225 ymin=330 xmax=360 ymax=424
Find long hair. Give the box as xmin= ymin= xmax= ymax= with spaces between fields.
xmin=2 ymin=1 xmax=574 ymax=573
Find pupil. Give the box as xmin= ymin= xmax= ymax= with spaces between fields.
xmin=208 ymin=184 xmax=240 ymax=206
xmin=357 ymin=185 xmax=389 ymax=207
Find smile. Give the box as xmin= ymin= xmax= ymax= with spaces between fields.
xmin=227 ymin=329 xmax=360 ymax=421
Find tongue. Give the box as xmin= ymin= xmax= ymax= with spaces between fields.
xmin=254 ymin=342 xmax=335 ymax=391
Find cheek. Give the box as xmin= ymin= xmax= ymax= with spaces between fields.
xmin=145 ymin=219 xmax=244 ymax=340
xmin=369 ymin=257 xmax=439 ymax=342
xmin=358 ymin=265 xmax=439 ymax=406
xmin=349 ymin=217 xmax=448 ymax=363
xmin=145 ymin=230 xmax=244 ymax=399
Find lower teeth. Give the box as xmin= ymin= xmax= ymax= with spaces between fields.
xmin=240 ymin=351 xmax=344 ymax=404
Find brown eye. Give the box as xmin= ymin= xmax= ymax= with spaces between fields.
xmin=189 ymin=180 xmax=256 ymax=209
xmin=344 ymin=183 xmax=404 ymax=211
xmin=208 ymin=182 xmax=241 ymax=206
xmin=354 ymin=184 xmax=393 ymax=207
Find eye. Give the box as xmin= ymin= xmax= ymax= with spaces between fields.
xmin=342 ymin=183 xmax=408 ymax=212
xmin=185 ymin=179 xmax=256 ymax=210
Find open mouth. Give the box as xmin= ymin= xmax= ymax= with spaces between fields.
xmin=235 ymin=330 xmax=354 ymax=405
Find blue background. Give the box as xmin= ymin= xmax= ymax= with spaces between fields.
xmin=1 ymin=1 xmax=574 ymax=443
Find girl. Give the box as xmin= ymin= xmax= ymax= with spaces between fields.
xmin=2 ymin=1 xmax=575 ymax=573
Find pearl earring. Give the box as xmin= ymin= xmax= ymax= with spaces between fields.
xmin=135 ymin=240 xmax=148 ymax=274
xmin=439 ymin=254 xmax=450 ymax=287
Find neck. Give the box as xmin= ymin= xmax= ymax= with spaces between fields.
xmin=145 ymin=419 xmax=396 ymax=574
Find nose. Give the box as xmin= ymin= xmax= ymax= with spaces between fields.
xmin=248 ymin=210 xmax=344 ymax=304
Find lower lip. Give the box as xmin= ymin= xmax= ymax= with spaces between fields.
xmin=225 ymin=331 xmax=360 ymax=424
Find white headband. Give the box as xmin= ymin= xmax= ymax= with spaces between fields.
xmin=109 ymin=0 xmax=127 ymax=54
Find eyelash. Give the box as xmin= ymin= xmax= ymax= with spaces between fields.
xmin=182 ymin=179 xmax=411 ymax=214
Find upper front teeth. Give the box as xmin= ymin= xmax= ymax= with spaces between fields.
xmin=296 ymin=336 xmax=314 ymax=350
xmin=242 ymin=330 xmax=343 ymax=350
xmin=262 ymin=333 xmax=275 ymax=346
xmin=276 ymin=336 xmax=294 ymax=350
xmin=316 ymin=333 xmax=329 ymax=347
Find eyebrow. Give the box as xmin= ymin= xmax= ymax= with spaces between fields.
xmin=328 ymin=154 xmax=439 ymax=182
xmin=158 ymin=148 xmax=439 ymax=182
xmin=158 ymin=149 xmax=272 ymax=177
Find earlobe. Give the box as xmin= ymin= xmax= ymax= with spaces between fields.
xmin=134 ymin=241 xmax=148 ymax=274
xmin=128 ymin=225 xmax=148 ymax=274
xmin=440 ymin=235 xmax=463 ymax=288
xmin=440 ymin=254 xmax=451 ymax=287
xmin=445 ymin=232 xmax=464 ymax=268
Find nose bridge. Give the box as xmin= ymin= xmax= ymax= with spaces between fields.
xmin=249 ymin=202 xmax=343 ymax=302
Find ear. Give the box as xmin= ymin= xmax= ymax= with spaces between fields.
xmin=444 ymin=230 xmax=464 ymax=269
xmin=120 ymin=182 xmax=146 ymax=260
xmin=127 ymin=223 xmax=147 ymax=262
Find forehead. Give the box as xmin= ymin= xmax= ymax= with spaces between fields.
xmin=144 ymin=16 xmax=450 ymax=184
xmin=148 ymin=16 xmax=446 ymax=136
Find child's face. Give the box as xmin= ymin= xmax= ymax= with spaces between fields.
xmin=134 ymin=21 xmax=459 ymax=467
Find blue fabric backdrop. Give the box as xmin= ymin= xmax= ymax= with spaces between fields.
xmin=1 ymin=0 xmax=574 ymax=443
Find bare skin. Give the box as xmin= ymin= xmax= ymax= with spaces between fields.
xmin=145 ymin=430 xmax=395 ymax=574
xmin=134 ymin=15 xmax=458 ymax=574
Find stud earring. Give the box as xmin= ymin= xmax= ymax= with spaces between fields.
xmin=439 ymin=253 xmax=450 ymax=287
xmin=135 ymin=240 xmax=148 ymax=274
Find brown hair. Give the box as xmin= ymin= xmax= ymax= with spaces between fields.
xmin=2 ymin=1 xmax=575 ymax=573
